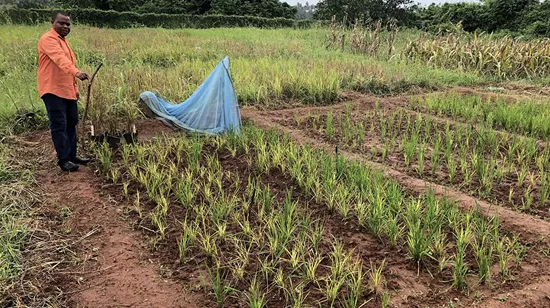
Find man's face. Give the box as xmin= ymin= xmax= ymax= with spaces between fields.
xmin=52 ymin=14 xmax=71 ymax=37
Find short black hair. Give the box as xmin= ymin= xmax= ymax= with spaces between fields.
xmin=52 ymin=10 xmax=69 ymax=22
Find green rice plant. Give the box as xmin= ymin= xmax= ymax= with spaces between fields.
xmin=417 ymin=142 xmax=426 ymax=175
xmin=431 ymin=136 xmax=441 ymax=174
xmin=304 ymin=254 xmax=324 ymax=284
xmin=178 ymin=220 xmax=195 ymax=261
xmin=476 ymin=246 xmax=492 ymax=284
xmin=381 ymin=289 xmax=391 ymax=308
xmin=289 ymin=282 xmax=307 ymax=308
xmin=406 ymin=219 xmax=430 ymax=264
xmin=134 ymin=190 xmax=142 ymax=219
xmin=150 ymin=209 xmax=167 ymax=239
xmin=403 ymin=137 xmax=417 ymax=167
xmin=207 ymin=264 xmax=234 ymax=308
xmin=496 ymin=238 xmax=512 ymax=278
xmin=452 ymin=228 xmax=471 ymax=291
xmin=447 ymin=156 xmax=457 ymax=184
xmin=367 ymin=191 xmax=387 ymax=237
xmin=246 ymin=277 xmax=267 ymax=308
xmin=522 ymin=186 xmax=534 ymax=210
xmin=381 ymin=141 xmax=390 ymax=161
xmin=386 ymin=213 xmax=403 ymax=247
xmin=461 ymin=159 xmax=474 ymax=186
xmin=369 ymin=259 xmax=386 ymax=295
xmin=97 ymin=141 xmax=113 ymax=172
xmin=343 ymin=257 xmax=365 ymax=308
xmin=326 ymin=111 xmax=335 ymax=141
xmin=325 ymin=274 xmax=346 ymax=308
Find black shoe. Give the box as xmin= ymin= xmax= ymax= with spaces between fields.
xmin=71 ymin=156 xmax=91 ymax=165
xmin=60 ymin=161 xmax=79 ymax=172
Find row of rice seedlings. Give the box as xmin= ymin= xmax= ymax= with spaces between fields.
xmin=302 ymin=106 xmax=550 ymax=209
xmin=238 ymin=126 xmax=523 ymax=291
xmin=403 ymin=30 xmax=550 ymax=79
xmin=95 ymin=124 xmax=527 ymax=298
xmin=409 ymin=92 xmax=550 ymax=141
xmin=94 ymin=133 xmax=393 ymax=307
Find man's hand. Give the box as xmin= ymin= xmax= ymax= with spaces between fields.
xmin=75 ymin=72 xmax=90 ymax=81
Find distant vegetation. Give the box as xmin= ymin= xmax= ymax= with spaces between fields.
xmin=2 ymin=0 xmax=549 ymax=36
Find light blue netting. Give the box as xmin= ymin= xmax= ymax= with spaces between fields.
xmin=139 ymin=56 xmax=242 ymax=135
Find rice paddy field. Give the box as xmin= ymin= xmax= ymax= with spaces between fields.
xmin=2 ymin=22 xmax=550 ymax=308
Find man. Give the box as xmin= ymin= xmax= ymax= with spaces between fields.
xmin=38 ymin=11 xmax=91 ymax=172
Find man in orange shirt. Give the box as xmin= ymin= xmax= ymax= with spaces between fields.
xmin=38 ymin=11 xmax=90 ymax=172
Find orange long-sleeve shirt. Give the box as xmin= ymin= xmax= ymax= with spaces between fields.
xmin=37 ymin=28 xmax=80 ymax=100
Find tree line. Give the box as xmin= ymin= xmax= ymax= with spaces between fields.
xmin=2 ymin=0 xmax=550 ymax=36
xmin=314 ymin=0 xmax=550 ymax=36
xmin=0 ymin=0 xmax=297 ymax=19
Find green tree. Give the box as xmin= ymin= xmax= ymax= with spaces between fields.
xmin=314 ymin=0 xmax=415 ymax=26
xmin=484 ymin=0 xmax=538 ymax=31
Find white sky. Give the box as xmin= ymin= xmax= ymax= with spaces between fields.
xmin=285 ymin=0 xmax=479 ymax=6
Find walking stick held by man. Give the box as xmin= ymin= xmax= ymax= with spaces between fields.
xmin=82 ymin=62 xmax=104 ymax=133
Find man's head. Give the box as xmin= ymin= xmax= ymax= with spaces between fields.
xmin=51 ymin=11 xmax=71 ymax=37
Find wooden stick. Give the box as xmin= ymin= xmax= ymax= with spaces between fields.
xmin=82 ymin=62 xmax=104 ymax=125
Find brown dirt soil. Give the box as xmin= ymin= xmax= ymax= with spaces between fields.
xmin=241 ymin=92 xmax=550 ymax=308
xmin=18 ymin=121 xmax=205 ymax=308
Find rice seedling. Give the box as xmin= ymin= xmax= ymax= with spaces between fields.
xmin=343 ymin=257 xmax=365 ymax=308
xmin=207 ymin=264 xmax=234 ymax=308
xmin=417 ymin=142 xmax=426 ymax=175
xmin=368 ymin=259 xmax=386 ymax=295
xmin=246 ymin=276 xmax=267 ymax=308
xmin=381 ymin=289 xmax=391 ymax=308
xmin=452 ymin=228 xmax=471 ymax=291
xmin=326 ymin=111 xmax=335 ymax=141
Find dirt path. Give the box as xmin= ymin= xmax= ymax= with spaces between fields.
xmin=23 ymin=127 xmax=204 ymax=308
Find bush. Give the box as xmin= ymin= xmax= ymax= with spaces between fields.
xmin=0 ymin=8 xmax=314 ymax=29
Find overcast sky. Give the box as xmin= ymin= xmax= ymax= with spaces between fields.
xmin=285 ymin=0 xmax=478 ymax=6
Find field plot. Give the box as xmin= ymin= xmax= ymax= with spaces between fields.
xmin=5 ymin=24 xmax=550 ymax=308
xmin=271 ymin=91 xmax=550 ymax=222
xmin=83 ymin=119 xmax=550 ymax=308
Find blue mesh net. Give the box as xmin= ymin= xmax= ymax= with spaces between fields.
xmin=139 ymin=56 xmax=242 ymax=135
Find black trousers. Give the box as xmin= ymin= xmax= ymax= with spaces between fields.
xmin=42 ymin=93 xmax=79 ymax=165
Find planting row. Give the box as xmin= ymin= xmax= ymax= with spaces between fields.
xmin=409 ymin=92 xmax=550 ymax=141
xmin=287 ymin=101 xmax=550 ymax=217
xmin=93 ymin=125 xmax=525 ymax=307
